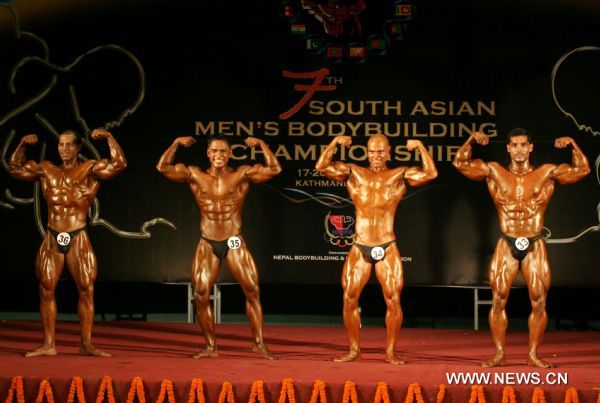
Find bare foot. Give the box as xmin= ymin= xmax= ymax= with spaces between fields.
xmin=482 ymin=352 xmax=505 ymax=368
xmin=385 ymin=353 xmax=406 ymax=365
xmin=193 ymin=346 xmax=218 ymax=359
xmin=334 ymin=350 xmax=360 ymax=363
xmin=528 ymin=354 xmax=553 ymax=368
xmin=80 ymin=343 xmax=111 ymax=357
xmin=252 ymin=343 xmax=275 ymax=360
xmin=25 ymin=344 xmax=57 ymax=357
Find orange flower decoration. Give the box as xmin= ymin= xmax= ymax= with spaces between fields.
xmin=95 ymin=376 xmax=116 ymax=403
xmin=248 ymin=381 xmax=266 ymax=403
xmin=35 ymin=380 xmax=55 ymax=403
xmin=278 ymin=378 xmax=296 ymax=403
xmin=564 ymin=388 xmax=580 ymax=403
xmin=468 ymin=385 xmax=485 ymax=403
xmin=218 ymin=381 xmax=235 ymax=403
xmin=532 ymin=387 xmax=546 ymax=403
xmin=187 ymin=378 xmax=206 ymax=403
xmin=309 ymin=380 xmax=327 ymax=403
xmin=374 ymin=382 xmax=390 ymax=403
xmin=67 ymin=377 xmax=86 ymax=403
xmin=436 ymin=384 xmax=446 ymax=403
xmin=126 ymin=377 xmax=145 ymax=403
xmin=5 ymin=376 xmax=25 ymax=403
xmin=405 ymin=383 xmax=424 ymax=403
xmin=342 ymin=381 xmax=358 ymax=403
xmin=156 ymin=379 xmax=176 ymax=403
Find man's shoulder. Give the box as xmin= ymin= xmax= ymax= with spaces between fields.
xmin=487 ymin=161 xmax=505 ymax=173
xmin=535 ymin=163 xmax=557 ymax=172
xmin=188 ymin=165 xmax=208 ymax=178
xmin=532 ymin=163 xmax=558 ymax=179
xmin=38 ymin=160 xmax=59 ymax=173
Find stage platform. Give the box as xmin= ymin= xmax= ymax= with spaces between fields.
xmin=1 ymin=321 xmax=598 ymax=402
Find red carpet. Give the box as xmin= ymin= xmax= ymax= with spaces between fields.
xmin=0 ymin=321 xmax=599 ymax=402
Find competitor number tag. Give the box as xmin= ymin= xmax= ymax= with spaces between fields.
xmin=515 ymin=237 xmax=529 ymax=251
xmin=56 ymin=232 xmax=71 ymax=246
xmin=371 ymin=246 xmax=385 ymax=261
xmin=227 ymin=236 xmax=241 ymax=250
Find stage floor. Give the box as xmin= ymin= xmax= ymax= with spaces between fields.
xmin=1 ymin=321 xmax=599 ymax=402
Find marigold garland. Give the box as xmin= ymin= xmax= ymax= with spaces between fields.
xmin=248 ymin=381 xmax=266 ymax=403
xmin=67 ymin=377 xmax=86 ymax=403
xmin=405 ymin=383 xmax=424 ymax=403
xmin=309 ymin=380 xmax=327 ymax=403
xmin=596 ymin=388 xmax=600 ymax=403
xmin=342 ymin=381 xmax=358 ymax=403
xmin=468 ymin=385 xmax=485 ymax=403
xmin=436 ymin=384 xmax=446 ymax=403
xmin=374 ymin=382 xmax=390 ymax=403
xmin=126 ymin=377 xmax=146 ymax=403
xmin=532 ymin=387 xmax=546 ymax=403
xmin=187 ymin=378 xmax=206 ymax=403
xmin=95 ymin=376 xmax=116 ymax=403
xmin=5 ymin=376 xmax=25 ymax=403
xmin=278 ymin=378 xmax=296 ymax=403
xmin=501 ymin=386 xmax=516 ymax=403
xmin=218 ymin=381 xmax=235 ymax=403
xmin=564 ymin=388 xmax=580 ymax=403
xmin=35 ymin=380 xmax=55 ymax=403
xmin=5 ymin=374 xmax=593 ymax=403
xmin=156 ymin=379 xmax=176 ymax=403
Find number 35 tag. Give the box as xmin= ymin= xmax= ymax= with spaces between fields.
xmin=227 ymin=236 xmax=242 ymax=250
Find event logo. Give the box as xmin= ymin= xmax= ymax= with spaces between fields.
xmin=280 ymin=68 xmax=337 ymax=119
xmin=0 ymin=5 xmax=175 ymax=238
xmin=279 ymin=0 xmax=415 ymax=63
xmin=546 ymin=45 xmax=600 ymax=243
xmin=324 ymin=211 xmax=354 ymax=247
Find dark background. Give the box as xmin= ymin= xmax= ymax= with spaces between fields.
xmin=0 ymin=0 xmax=598 ymax=323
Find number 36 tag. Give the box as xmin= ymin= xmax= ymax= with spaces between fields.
xmin=56 ymin=232 xmax=71 ymax=246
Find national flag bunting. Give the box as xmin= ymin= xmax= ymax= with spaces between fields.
xmin=326 ymin=47 xmax=343 ymax=58
xmin=395 ymin=4 xmax=412 ymax=17
xmin=368 ymin=38 xmax=386 ymax=50
xmin=291 ymin=23 xmax=306 ymax=35
xmin=348 ymin=47 xmax=366 ymax=58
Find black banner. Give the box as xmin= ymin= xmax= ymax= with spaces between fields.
xmin=0 ymin=1 xmax=598 ymax=286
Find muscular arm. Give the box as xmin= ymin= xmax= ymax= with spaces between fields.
xmin=91 ymin=129 xmax=128 ymax=180
xmin=315 ymin=136 xmax=352 ymax=182
xmin=404 ymin=140 xmax=438 ymax=186
xmin=550 ymin=137 xmax=591 ymax=184
xmin=244 ymin=138 xmax=282 ymax=183
xmin=8 ymin=134 xmax=43 ymax=181
xmin=453 ymin=132 xmax=491 ymax=181
xmin=156 ymin=136 xmax=194 ymax=183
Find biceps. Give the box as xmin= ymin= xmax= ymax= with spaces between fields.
xmin=246 ymin=164 xmax=279 ymax=183
xmin=454 ymin=160 xmax=489 ymax=181
xmin=404 ymin=167 xmax=428 ymax=185
xmin=9 ymin=161 xmax=42 ymax=181
xmin=552 ymin=163 xmax=587 ymax=184
xmin=321 ymin=163 xmax=350 ymax=182
xmin=160 ymin=163 xmax=191 ymax=183
xmin=92 ymin=159 xmax=120 ymax=180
